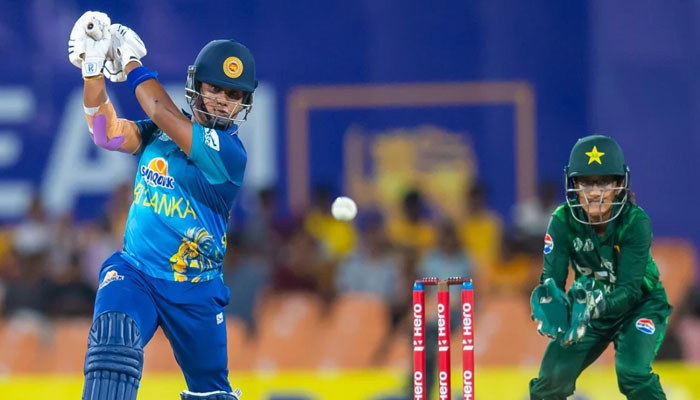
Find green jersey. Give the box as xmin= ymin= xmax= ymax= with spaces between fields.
xmin=542 ymin=202 xmax=668 ymax=319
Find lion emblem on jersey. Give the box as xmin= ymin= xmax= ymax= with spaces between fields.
xmin=169 ymin=227 xmax=221 ymax=280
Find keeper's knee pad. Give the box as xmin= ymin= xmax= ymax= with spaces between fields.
xmin=180 ymin=389 xmax=242 ymax=400
xmin=82 ymin=312 xmax=143 ymax=400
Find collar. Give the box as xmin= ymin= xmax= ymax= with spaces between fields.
xmin=183 ymin=109 xmax=239 ymax=135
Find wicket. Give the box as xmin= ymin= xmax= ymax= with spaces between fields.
xmin=413 ymin=277 xmax=474 ymax=400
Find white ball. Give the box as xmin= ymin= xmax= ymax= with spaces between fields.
xmin=331 ymin=196 xmax=357 ymax=221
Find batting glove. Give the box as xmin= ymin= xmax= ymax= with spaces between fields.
xmin=104 ymin=24 xmax=147 ymax=82
xmin=530 ymin=278 xmax=570 ymax=340
xmin=68 ymin=11 xmax=111 ymax=69
xmin=82 ymin=36 xmax=112 ymax=79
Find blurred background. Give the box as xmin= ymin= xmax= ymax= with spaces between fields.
xmin=0 ymin=1 xmax=698 ymax=399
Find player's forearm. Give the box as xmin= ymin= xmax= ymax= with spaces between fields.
xmin=131 ymin=70 xmax=193 ymax=155
xmin=600 ymin=257 xmax=645 ymax=317
xmin=602 ymin=283 xmax=642 ymax=317
xmin=539 ymin=263 xmax=568 ymax=289
xmin=83 ymin=75 xmax=142 ymax=154
xmin=604 ymin=219 xmax=652 ymax=317
xmin=541 ymin=251 xmax=569 ymax=289
xmin=83 ymin=75 xmax=108 ymax=107
xmin=541 ymin=215 xmax=570 ymax=289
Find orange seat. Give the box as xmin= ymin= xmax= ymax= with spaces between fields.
xmin=0 ymin=315 xmax=47 ymax=374
xmin=471 ymin=295 xmax=547 ymax=366
xmin=677 ymin=316 xmax=700 ymax=362
xmin=652 ymin=239 xmax=697 ymax=310
xmin=48 ymin=318 xmax=91 ymax=373
xmin=381 ymin=329 xmax=411 ymax=369
xmin=251 ymin=292 xmax=324 ymax=370
xmin=226 ymin=317 xmax=254 ymax=371
xmin=316 ymin=293 xmax=390 ymax=369
xmin=143 ymin=327 xmax=180 ymax=372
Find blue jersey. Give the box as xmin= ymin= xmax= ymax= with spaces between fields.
xmin=121 ymin=119 xmax=246 ymax=283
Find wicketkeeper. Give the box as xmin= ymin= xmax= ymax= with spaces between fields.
xmin=529 ymin=135 xmax=672 ymax=400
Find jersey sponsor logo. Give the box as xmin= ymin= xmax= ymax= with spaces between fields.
xmin=635 ymin=318 xmax=655 ymax=335
xmin=204 ymin=128 xmax=220 ymax=151
xmin=543 ymin=233 xmax=554 ymax=254
xmin=573 ymin=237 xmax=583 ymax=252
xmin=141 ymin=157 xmax=175 ymax=189
xmin=583 ymin=238 xmax=594 ymax=252
xmin=99 ymin=269 xmax=125 ymax=289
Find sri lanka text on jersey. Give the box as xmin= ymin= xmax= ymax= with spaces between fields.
xmin=133 ymin=183 xmax=197 ymax=219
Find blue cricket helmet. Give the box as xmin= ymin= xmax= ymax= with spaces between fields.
xmin=185 ymin=39 xmax=258 ymax=130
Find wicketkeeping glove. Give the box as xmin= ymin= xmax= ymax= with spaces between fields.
xmin=103 ymin=24 xmax=147 ymax=82
xmin=68 ymin=11 xmax=111 ymax=70
xmin=530 ymin=278 xmax=570 ymax=340
xmin=562 ymin=277 xmax=606 ymax=346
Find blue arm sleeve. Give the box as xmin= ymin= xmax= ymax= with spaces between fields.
xmin=188 ymin=123 xmax=247 ymax=185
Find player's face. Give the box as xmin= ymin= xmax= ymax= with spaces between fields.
xmin=575 ymin=175 xmax=621 ymax=222
xmin=198 ymin=82 xmax=245 ymax=119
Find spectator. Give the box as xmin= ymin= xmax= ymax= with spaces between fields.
xmin=223 ymin=233 xmax=271 ymax=334
xmin=5 ymin=196 xmax=53 ymax=317
xmin=105 ymin=181 xmax=134 ymax=244
xmin=510 ymin=180 xmax=560 ymax=254
xmin=335 ymin=215 xmax=403 ymax=318
xmin=2 ymin=248 xmax=52 ymax=318
xmin=12 ymin=196 xmax=52 ymax=259
xmin=48 ymin=213 xmax=78 ymax=281
xmin=46 ymin=253 xmax=96 ymax=317
xmin=240 ymin=187 xmax=288 ymax=255
xmin=417 ymin=219 xmax=472 ymax=283
xmin=304 ymin=186 xmax=357 ymax=261
xmin=80 ymin=218 xmax=121 ymax=288
xmin=388 ymin=188 xmax=436 ymax=255
xmin=457 ymin=182 xmax=503 ymax=279
xmin=270 ymin=229 xmax=323 ymax=295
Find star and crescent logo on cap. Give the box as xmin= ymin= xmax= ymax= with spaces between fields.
xmin=585 ymin=146 xmax=605 ymax=165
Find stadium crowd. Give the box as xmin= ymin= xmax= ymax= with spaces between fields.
xmin=0 ymin=180 xmax=697 ymax=365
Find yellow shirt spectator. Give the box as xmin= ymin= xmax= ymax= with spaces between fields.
xmin=387 ymin=189 xmax=436 ymax=254
xmin=387 ymin=217 xmax=436 ymax=254
xmin=304 ymin=209 xmax=356 ymax=259
xmin=458 ymin=183 xmax=503 ymax=272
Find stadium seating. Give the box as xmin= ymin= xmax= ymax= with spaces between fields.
xmin=0 ymin=314 xmax=46 ymax=374
xmin=316 ymin=293 xmax=390 ymax=369
xmin=0 ymin=237 xmax=697 ymax=375
xmin=143 ymin=327 xmax=179 ymax=372
xmin=47 ymin=318 xmax=90 ymax=373
xmin=226 ymin=317 xmax=255 ymax=371
xmin=467 ymin=295 xmax=547 ymax=366
xmin=251 ymin=292 xmax=324 ymax=371
xmin=652 ymin=239 xmax=698 ymax=311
